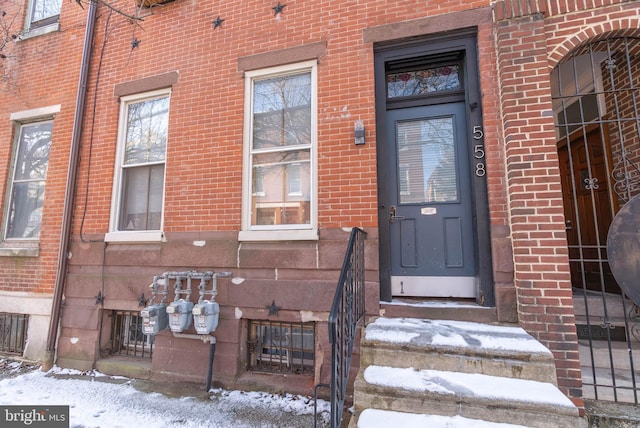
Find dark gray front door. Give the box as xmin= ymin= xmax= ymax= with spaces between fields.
xmin=387 ymin=102 xmax=476 ymax=297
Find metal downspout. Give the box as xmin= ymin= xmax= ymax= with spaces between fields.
xmin=205 ymin=341 xmax=216 ymax=392
xmin=43 ymin=0 xmax=98 ymax=370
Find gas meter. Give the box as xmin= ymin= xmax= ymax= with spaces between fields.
xmin=166 ymin=299 xmax=194 ymax=332
xmin=192 ymin=301 xmax=220 ymax=334
xmin=141 ymin=304 xmax=168 ymax=336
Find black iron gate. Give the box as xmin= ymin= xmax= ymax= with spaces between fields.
xmin=552 ymin=36 xmax=640 ymax=404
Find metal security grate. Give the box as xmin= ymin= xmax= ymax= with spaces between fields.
xmin=0 ymin=313 xmax=28 ymax=355
xmin=110 ymin=311 xmax=152 ymax=359
xmin=248 ymin=320 xmax=314 ymax=375
xmin=552 ymin=36 xmax=640 ymax=404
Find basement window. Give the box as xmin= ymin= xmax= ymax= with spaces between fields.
xmin=110 ymin=311 xmax=153 ymax=359
xmin=248 ymin=320 xmax=314 ymax=375
xmin=0 ymin=313 xmax=28 ymax=355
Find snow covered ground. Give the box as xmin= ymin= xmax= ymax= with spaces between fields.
xmin=0 ymin=359 xmax=330 ymax=428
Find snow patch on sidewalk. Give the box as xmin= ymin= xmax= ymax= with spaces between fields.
xmin=0 ymin=363 xmax=330 ymax=428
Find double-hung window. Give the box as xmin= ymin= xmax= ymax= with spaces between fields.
xmin=107 ymin=90 xmax=170 ymax=242
xmin=4 ymin=121 xmax=52 ymax=240
xmin=23 ymin=0 xmax=62 ymax=36
xmin=240 ymin=61 xmax=318 ymax=241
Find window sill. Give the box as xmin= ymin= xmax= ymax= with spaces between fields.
xmin=0 ymin=244 xmax=39 ymax=258
xmin=18 ymin=23 xmax=60 ymax=41
xmin=238 ymin=229 xmax=318 ymax=242
xmin=104 ymin=231 xmax=165 ymax=243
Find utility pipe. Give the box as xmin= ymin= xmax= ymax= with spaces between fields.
xmin=205 ymin=342 xmax=216 ymax=392
xmin=172 ymin=332 xmax=215 ymax=344
xmin=171 ymin=331 xmax=217 ymax=391
xmin=43 ymin=0 xmax=98 ymax=371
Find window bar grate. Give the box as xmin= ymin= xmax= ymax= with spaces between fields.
xmin=110 ymin=311 xmax=152 ymax=359
xmin=0 ymin=313 xmax=28 ymax=355
xmin=552 ymin=36 xmax=640 ymax=404
xmin=248 ymin=320 xmax=314 ymax=375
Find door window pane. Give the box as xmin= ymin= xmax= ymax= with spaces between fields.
xmin=397 ymin=117 xmax=458 ymax=204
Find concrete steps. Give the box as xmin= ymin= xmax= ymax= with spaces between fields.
xmin=361 ymin=317 xmax=558 ymax=384
xmin=350 ymin=317 xmax=585 ymax=428
xmin=357 ymin=409 xmax=530 ymax=428
xmin=380 ymin=299 xmax=498 ymax=323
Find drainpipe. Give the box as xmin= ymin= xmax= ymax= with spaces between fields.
xmin=43 ymin=0 xmax=98 ymax=371
xmin=205 ymin=341 xmax=216 ymax=392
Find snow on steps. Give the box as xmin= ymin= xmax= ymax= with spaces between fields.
xmin=357 ymin=409 xmax=529 ymax=428
xmin=361 ymin=317 xmax=558 ymax=385
xmin=351 ymin=317 xmax=585 ymax=428
xmin=354 ymin=366 xmax=578 ymax=428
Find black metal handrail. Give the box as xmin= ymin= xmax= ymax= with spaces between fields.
xmin=316 ymin=227 xmax=367 ymax=428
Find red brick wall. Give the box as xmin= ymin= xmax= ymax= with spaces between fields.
xmin=72 ymin=0 xmax=489 ymax=236
xmin=16 ymin=0 xmax=634 ymax=402
xmin=493 ymin=0 xmax=640 ymax=406
xmin=60 ymin=0 xmax=500 ymax=390
xmin=0 ymin=1 xmax=87 ymax=294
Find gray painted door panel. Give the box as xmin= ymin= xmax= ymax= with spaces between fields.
xmin=387 ymin=103 xmax=476 ymax=296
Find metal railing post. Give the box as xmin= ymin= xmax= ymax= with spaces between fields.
xmin=315 ymin=227 xmax=366 ymax=428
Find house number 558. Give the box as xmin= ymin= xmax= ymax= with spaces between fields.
xmin=473 ymin=126 xmax=486 ymax=177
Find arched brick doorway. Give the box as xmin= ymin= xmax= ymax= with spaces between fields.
xmin=551 ymin=36 xmax=640 ymax=403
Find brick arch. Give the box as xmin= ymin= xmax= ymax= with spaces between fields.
xmin=548 ymin=20 xmax=640 ymax=70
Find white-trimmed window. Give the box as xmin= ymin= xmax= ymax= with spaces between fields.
xmin=4 ymin=121 xmax=53 ymax=240
xmin=107 ymin=89 xmax=170 ymax=243
xmin=30 ymin=0 xmax=62 ymax=26
xmin=21 ymin=0 xmax=62 ymax=38
xmin=240 ymin=61 xmax=318 ymax=241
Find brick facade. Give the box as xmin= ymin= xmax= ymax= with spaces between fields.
xmin=493 ymin=0 xmax=640 ymax=406
xmin=2 ymin=0 xmax=639 ymax=406
xmin=0 ymin=0 xmax=88 ymax=360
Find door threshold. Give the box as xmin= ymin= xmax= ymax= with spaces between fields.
xmin=385 ymin=296 xmax=480 ymax=307
xmin=391 ymin=276 xmax=476 ymax=298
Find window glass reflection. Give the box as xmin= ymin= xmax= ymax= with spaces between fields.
xmin=397 ymin=117 xmax=458 ymax=204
